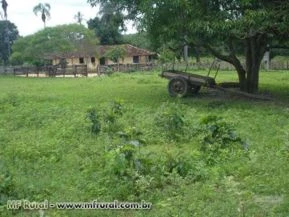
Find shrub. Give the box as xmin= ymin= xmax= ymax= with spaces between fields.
xmin=197 ymin=115 xmax=248 ymax=165
xmin=155 ymin=103 xmax=186 ymax=141
xmin=86 ymin=101 xmax=124 ymax=136
xmin=96 ymin=144 xmax=208 ymax=199
xmin=101 ymin=100 xmax=124 ymax=135
xmin=86 ymin=108 xmax=101 ymax=135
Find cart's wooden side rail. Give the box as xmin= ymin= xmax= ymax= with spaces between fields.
xmin=161 ymin=70 xmax=216 ymax=87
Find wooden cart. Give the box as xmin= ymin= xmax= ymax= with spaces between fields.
xmin=160 ymin=70 xmax=218 ymax=97
xmin=160 ymin=67 xmax=271 ymax=100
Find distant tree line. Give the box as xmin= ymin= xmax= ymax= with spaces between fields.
xmin=10 ymin=24 xmax=97 ymax=66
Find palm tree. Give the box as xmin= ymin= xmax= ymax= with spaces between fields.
xmin=74 ymin=11 xmax=84 ymax=25
xmin=1 ymin=0 xmax=8 ymax=20
xmin=33 ymin=3 xmax=51 ymax=28
xmin=1 ymin=0 xmax=9 ymax=64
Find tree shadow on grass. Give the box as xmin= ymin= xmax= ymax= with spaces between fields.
xmin=181 ymin=86 xmax=289 ymax=109
xmin=259 ymin=83 xmax=289 ymax=104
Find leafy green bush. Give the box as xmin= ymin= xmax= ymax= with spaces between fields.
xmin=197 ymin=115 xmax=248 ymax=165
xmin=117 ymin=126 xmax=145 ymax=147
xmin=83 ymin=103 xmax=249 ymax=202
xmin=101 ymin=100 xmax=124 ymax=135
xmin=94 ymin=143 xmax=209 ymax=200
xmin=163 ymin=151 xmax=208 ymax=181
xmin=154 ymin=103 xmax=186 ymax=141
xmin=86 ymin=107 xmax=101 ymax=135
xmin=86 ymin=101 xmax=125 ymax=136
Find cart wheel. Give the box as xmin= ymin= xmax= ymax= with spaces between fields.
xmin=190 ymin=84 xmax=201 ymax=94
xmin=168 ymin=77 xmax=189 ymax=97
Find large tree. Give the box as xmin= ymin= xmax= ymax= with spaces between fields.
xmin=10 ymin=24 xmax=97 ymax=66
xmin=88 ymin=2 xmax=125 ymax=45
xmin=33 ymin=3 xmax=51 ymax=28
xmin=123 ymin=32 xmax=153 ymax=51
xmin=0 ymin=20 xmax=18 ymax=65
xmin=88 ymin=0 xmax=289 ymax=93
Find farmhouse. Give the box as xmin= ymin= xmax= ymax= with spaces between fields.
xmin=49 ymin=44 xmax=155 ymax=71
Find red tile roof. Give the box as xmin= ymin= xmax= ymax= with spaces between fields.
xmin=96 ymin=44 xmax=155 ymax=57
xmin=45 ymin=44 xmax=155 ymax=59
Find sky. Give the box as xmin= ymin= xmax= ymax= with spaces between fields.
xmin=4 ymin=0 xmax=136 ymax=36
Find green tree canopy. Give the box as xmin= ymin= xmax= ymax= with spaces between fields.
xmin=104 ymin=46 xmax=126 ymax=63
xmin=10 ymin=24 xmax=97 ymax=66
xmin=122 ymin=32 xmax=153 ymax=51
xmin=87 ymin=2 xmax=125 ymax=45
xmin=0 ymin=20 xmax=19 ymax=65
xmin=88 ymin=0 xmax=289 ymax=93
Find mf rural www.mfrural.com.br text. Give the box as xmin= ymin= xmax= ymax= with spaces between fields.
xmin=7 ymin=200 xmax=152 ymax=210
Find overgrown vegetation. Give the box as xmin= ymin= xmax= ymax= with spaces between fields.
xmin=0 ymin=70 xmax=289 ymax=217
xmin=10 ymin=24 xmax=97 ymax=66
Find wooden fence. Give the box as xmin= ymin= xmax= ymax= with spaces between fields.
xmin=97 ymin=63 xmax=154 ymax=74
xmin=0 ymin=64 xmax=154 ymax=77
xmin=1 ymin=60 xmax=289 ymax=77
xmin=0 ymin=65 xmax=88 ymax=77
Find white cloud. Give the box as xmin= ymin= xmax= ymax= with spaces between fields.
xmin=5 ymin=0 xmax=136 ymax=36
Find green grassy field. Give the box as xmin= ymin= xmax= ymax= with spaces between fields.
xmin=0 ymin=70 xmax=289 ymax=217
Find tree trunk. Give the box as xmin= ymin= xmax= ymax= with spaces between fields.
xmin=244 ymin=35 xmax=266 ymax=93
xmin=231 ymin=35 xmax=266 ymax=93
xmin=195 ymin=46 xmax=201 ymax=63
xmin=42 ymin=12 xmax=46 ymax=28
xmin=205 ymin=34 xmax=266 ymax=93
xmin=246 ymin=62 xmax=260 ymax=93
xmin=234 ymin=63 xmax=247 ymax=91
xmin=234 ymin=62 xmax=260 ymax=93
xmin=184 ymin=45 xmax=189 ymax=64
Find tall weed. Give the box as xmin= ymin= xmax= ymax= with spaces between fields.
xmin=197 ymin=115 xmax=248 ymax=165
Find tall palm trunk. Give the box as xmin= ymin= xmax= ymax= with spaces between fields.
xmin=42 ymin=11 xmax=46 ymax=28
xmin=1 ymin=0 xmax=8 ymax=20
xmin=33 ymin=3 xmax=51 ymax=29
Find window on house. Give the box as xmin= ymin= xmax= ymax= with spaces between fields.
xmin=79 ymin=57 xmax=84 ymax=64
xmin=100 ymin=57 xmax=106 ymax=65
xmin=133 ymin=56 xmax=139 ymax=64
xmin=91 ymin=57 xmax=96 ymax=64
